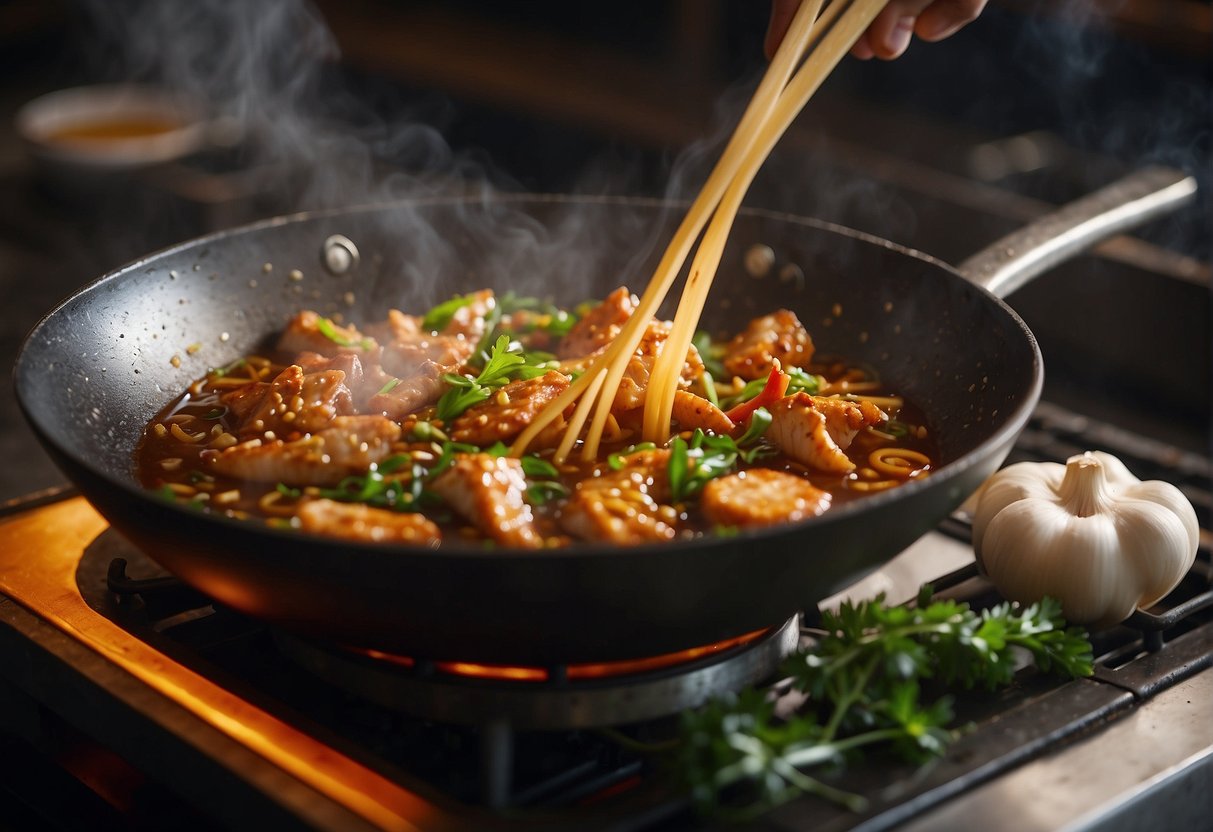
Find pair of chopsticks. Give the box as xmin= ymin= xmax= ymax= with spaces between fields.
xmin=514 ymin=0 xmax=890 ymax=463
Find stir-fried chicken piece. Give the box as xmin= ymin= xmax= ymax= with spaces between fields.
xmin=294 ymin=351 xmax=361 ymax=378
xmin=430 ymin=454 xmax=544 ymax=549
xmin=612 ymin=320 xmax=706 ymax=412
xmin=767 ymin=393 xmax=885 ymax=474
xmin=379 ymin=336 xmax=472 ymax=380
xmin=296 ymin=498 xmax=440 ymax=545
xmin=369 ymin=337 xmax=473 ymax=419
xmin=440 ymin=289 xmax=496 ymax=341
xmin=364 ymin=296 xmax=495 ymax=419
xmin=205 ymin=415 xmax=401 ymax=486
xmin=559 ymin=449 xmax=677 ymax=545
xmin=811 ymin=395 xmax=886 ymax=452
xmin=557 ymin=286 xmax=636 ymax=359
xmin=366 ymin=308 xmax=424 ymax=343
xmin=220 ymin=364 xmax=353 ymax=439
xmin=448 ymin=371 xmax=570 ymax=445
xmin=368 ymin=361 xmax=447 ymax=419
xmin=702 ymin=469 xmax=830 ymax=528
xmin=292 ymin=351 xmax=392 ymax=412
xmin=723 ymin=310 xmax=814 ymax=380
xmin=277 ymin=310 xmax=374 ymax=358
xmin=671 ymin=390 xmax=735 ymax=434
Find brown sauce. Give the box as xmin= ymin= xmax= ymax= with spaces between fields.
xmin=135 ymin=300 xmax=939 ymax=547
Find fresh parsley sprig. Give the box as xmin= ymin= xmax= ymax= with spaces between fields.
xmin=675 ymin=588 xmax=1093 ymax=818
xmin=435 ymin=335 xmax=555 ymax=422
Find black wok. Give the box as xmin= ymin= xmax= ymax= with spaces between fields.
xmin=14 ymin=170 xmax=1194 ymax=664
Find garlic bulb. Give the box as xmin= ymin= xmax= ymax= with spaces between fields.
xmin=972 ymin=451 xmax=1199 ymax=628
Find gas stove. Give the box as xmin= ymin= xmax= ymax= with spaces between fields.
xmin=1 ymin=10 xmax=1208 ymax=825
xmin=0 ymin=400 xmax=1209 ymax=831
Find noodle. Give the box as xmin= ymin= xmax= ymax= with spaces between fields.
xmin=137 ymin=287 xmax=937 ymax=548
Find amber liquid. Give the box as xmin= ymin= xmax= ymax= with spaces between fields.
xmin=45 ymin=117 xmax=182 ymax=144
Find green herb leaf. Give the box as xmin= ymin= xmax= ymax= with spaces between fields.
xmin=666 ymin=428 xmax=775 ymax=501
xmin=315 ymin=316 xmax=373 ymax=350
xmin=692 ymin=330 xmax=727 ymax=379
xmin=607 ymin=441 xmax=657 ymax=470
xmin=719 ymin=367 xmax=823 ymax=410
xmin=520 ymin=455 xmax=560 ymax=479
xmin=408 ymin=421 xmax=448 ymax=442
xmin=500 ymin=292 xmax=582 ymax=338
xmin=427 ymin=440 xmax=480 ymax=480
xmin=434 ymin=335 xmax=555 ymax=423
xmin=526 ymin=480 xmax=569 ymax=505
xmin=668 ymin=437 xmax=690 ymax=501
xmin=736 ymin=407 xmax=772 ymax=447
xmin=672 ymin=590 xmax=1093 ymax=817
xmin=211 ymin=358 xmax=246 ymax=378
xmin=422 ymin=293 xmax=476 ymax=332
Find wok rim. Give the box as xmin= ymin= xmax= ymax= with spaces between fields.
xmin=13 ymin=192 xmax=1043 ymax=561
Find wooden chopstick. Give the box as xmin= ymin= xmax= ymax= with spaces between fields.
xmin=514 ymin=0 xmax=890 ymax=461
xmin=641 ymin=0 xmax=891 ymax=443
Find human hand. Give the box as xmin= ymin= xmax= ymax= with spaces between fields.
xmin=765 ymin=0 xmax=988 ymax=61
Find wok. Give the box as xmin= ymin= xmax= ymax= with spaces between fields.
xmin=14 ymin=169 xmax=1194 ymax=665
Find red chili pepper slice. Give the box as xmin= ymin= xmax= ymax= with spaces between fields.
xmin=724 ymin=365 xmax=790 ymax=424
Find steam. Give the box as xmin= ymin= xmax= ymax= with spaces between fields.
xmin=75 ymin=0 xmax=671 ymax=308
xmin=1012 ymin=0 xmax=1209 ymax=253
xmin=79 ymin=0 xmax=491 ymax=208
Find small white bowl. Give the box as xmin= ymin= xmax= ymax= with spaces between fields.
xmin=16 ymin=84 xmax=210 ymax=171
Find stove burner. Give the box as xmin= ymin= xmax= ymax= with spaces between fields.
xmin=276 ymin=617 xmax=801 ymax=731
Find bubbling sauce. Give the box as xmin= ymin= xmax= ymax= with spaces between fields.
xmin=135 ymin=290 xmax=938 ymax=549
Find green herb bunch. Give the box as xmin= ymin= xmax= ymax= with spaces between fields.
xmin=435 ymin=335 xmax=556 ymax=422
xmin=675 ymin=588 xmax=1093 ymax=818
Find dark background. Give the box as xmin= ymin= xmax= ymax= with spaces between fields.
xmin=0 ymin=0 xmax=1209 ymax=501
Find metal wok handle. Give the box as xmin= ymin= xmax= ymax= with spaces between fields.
xmin=955 ymin=166 xmax=1197 ymax=299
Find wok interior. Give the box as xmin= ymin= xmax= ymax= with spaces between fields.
xmin=15 ymin=197 xmax=1042 ymax=662
xmin=19 ymin=196 xmax=1036 ymax=487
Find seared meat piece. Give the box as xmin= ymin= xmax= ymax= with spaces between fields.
xmin=559 ymin=449 xmax=678 ymax=545
xmin=277 ymin=310 xmax=374 ymax=358
xmin=294 ymin=350 xmax=361 ymax=377
xmin=220 ymin=364 xmax=354 ymax=439
xmin=296 ymin=498 xmax=440 ymax=545
xmin=449 ymin=371 xmax=570 ymax=445
xmin=701 ymin=469 xmax=830 ymax=528
xmin=440 ymin=289 xmax=496 ymax=341
xmin=369 ymin=337 xmax=474 ymax=419
xmin=205 ymin=415 xmax=400 ymax=485
xmin=767 ymin=393 xmax=885 ymax=474
xmin=364 ymin=308 xmax=424 ymax=344
xmin=723 ymin=310 xmax=814 ymax=380
xmin=379 ymin=336 xmax=472 ymax=380
xmin=368 ymin=361 xmax=448 ymax=420
xmin=430 ymin=454 xmax=545 ymax=549
xmin=293 ymin=351 xmax=394 ymax=412
xmin=670 ymin=390 xmax=734 ymax=434
xmin=557 ymin=286 xmax=636 ymax=359
xmin=810 ymin=395 xmax=886 ymax=451
xmin=364 ymin=297 xmax=492 ymax=420
xmin=612 ymin=320 xmax=705 ymax=412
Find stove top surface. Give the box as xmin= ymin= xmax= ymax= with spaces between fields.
xmin=0 ymin=419 xmax=1208 ymax=829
